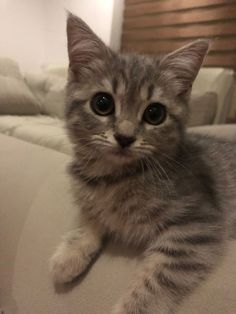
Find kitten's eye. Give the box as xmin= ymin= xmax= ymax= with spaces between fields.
xmin=91 ymin=92 xmax=115 ymax=116
xmin=143 ymin=103 xmax=166 ymax=125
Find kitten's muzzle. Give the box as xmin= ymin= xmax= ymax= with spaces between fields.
xmin=114 ymin=133 xmax=136 ymax=148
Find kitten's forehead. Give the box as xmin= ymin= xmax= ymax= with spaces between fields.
xmin=108 ymin=54 xmax=186 ymax=124
xmin=69 ymin=53 xmax=160 ymax=101
xmin=109 ymin=54 xmax=162 ymax=114
xmin=114 ymin=54 xmax=159 ymax=97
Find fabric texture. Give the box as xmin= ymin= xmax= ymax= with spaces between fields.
xmin=188 ymin=92 xmax=217 ymax=127
xmin=43 ymin=64 xmax=68 ymax=77
xmin=25 ymin=66 xmax=67 ymax=119
xmin=192 ymin=67 xmax=235 ymax=123
xmin=0 ymin=115 xmax=72 ymax=154
xmin=0 ymin=133 xmax=236 ymax=314
xmin=0 ymin=57 xmax=22 ymax=79
xmin=0 ymin=58 xmax=41 ymax=115
xmin=189 ymin=124 xmax=236 ymax=141
xmin=24 ymin=71 xmax=46 ymax=106
xmin=43 ymin=74 xmax=66 ymax=119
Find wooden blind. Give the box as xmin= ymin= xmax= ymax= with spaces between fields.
xmin=122 ymin=0 xmax=236 ymax=69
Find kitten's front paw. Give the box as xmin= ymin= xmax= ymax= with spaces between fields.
xmin=50 ymin=244 xmax=90 ymax=284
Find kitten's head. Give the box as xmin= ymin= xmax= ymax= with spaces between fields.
xmin=66 ymin=13 xmax=209 ymax=170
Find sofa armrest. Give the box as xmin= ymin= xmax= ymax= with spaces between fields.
xmin=193 ymin=68 xmax=235 ymax=124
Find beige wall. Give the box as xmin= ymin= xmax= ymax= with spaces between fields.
xmin=0 ymin=0 xmax=124 ymax=71
xmin=0 ymin=0 xmax=45 ymax=71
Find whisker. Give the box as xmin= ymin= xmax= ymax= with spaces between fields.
xmin=145 ymin=156 xmax=176 ymax=199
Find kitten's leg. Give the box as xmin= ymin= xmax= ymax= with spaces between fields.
xmin=50 ymin=221 xmax=103 ymax=284
xmin=112 ymin=234 xmax=223 ymax=314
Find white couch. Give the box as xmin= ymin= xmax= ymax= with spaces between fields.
xmin=193 ymin=68 xmax=235 ymax=124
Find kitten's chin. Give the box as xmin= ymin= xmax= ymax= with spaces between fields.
xmin=105 ymin=147 xmax=137 ymax=164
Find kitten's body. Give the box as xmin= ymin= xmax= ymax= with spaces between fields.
xmin=70 ymin=134 xmax=236 ymax=248
xmin=50 ymin=14 xmax=236 ymax=314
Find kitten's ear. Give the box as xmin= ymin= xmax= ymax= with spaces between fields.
xmin=159 ymin=39 xmax=210 ymax=95
xmin=67 ymin=13 xmax=112 ymax=75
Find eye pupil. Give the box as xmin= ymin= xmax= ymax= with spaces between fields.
xmin=91 ymin=92 xmax=114 ymax=116
xmin=143 ymin=103 xmax=166 ymax=125
xmin=97 ymin=96 xmax=109 ymax=111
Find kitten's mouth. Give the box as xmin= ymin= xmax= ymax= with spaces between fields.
xmin=108 ymin=147 xmax=134 ymax=160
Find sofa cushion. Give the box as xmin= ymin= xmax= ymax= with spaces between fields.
xmin=0 ymin=115 xmax=72 ymax=155
xmin=193 ymin=68 xmax=235 ymax=124
xmin=189 ymin=124 xmax=236 ymax=141
xmin=188 ymin=92 xmax=217 ymax=127
xmin=25 ymin=67 xmax=67 ymax=119
xmin=43 ymin=74 xmax=66 ymax=119
xmin=24 ymin=71 xmax=46 ymax=105
xmin=0 ymin=58 xmax=41 ymax=115
xmin=43 ymin=65 xmax=68 ymax=77
xmin=0 ymin=57 xmax=22 ymax=79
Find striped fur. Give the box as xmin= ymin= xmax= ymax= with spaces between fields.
xmin=50 ymin=14 xmax=236 ymax=314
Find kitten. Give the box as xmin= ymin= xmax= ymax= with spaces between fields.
xmin=50 ymin=13 xmax=236 ymax=314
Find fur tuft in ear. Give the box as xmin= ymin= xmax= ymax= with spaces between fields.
xmin=67 ymin=12 xmax=112 ymax=76
xmin=159 ymin=39 xmax=210 ymax=95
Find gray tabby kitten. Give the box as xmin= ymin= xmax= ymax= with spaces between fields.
xmin=50 ymin=14 xmax=236 ymax=314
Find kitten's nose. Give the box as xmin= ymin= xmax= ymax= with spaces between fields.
xmin=114 ymin=133 xmax=136 ymax=148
